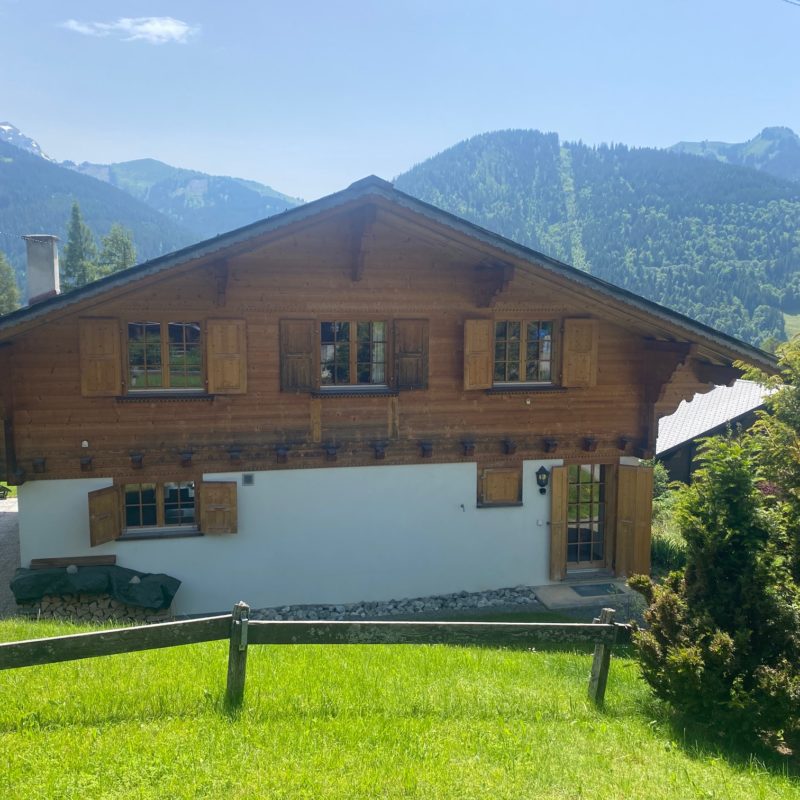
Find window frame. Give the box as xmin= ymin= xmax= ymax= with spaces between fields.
xmin=318 ymin=317 xmax=391 ymax=392
xmin=121 ymin=479 xmax=199 ymax=538
xmin=492 ymin=318 xmax=557 ymax=387
xmin=125 ymin=318 xmax=204 ymax=394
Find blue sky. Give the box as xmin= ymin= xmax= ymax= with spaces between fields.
xmin=1 ymin=1 xmax=799 ymax=199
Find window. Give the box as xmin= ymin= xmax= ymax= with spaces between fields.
xmin=124 ymin=481 xmax=197 ymax=531
xmin=320 ymin=320 xmax=387 ymax=386
xmin=494 ymin=320 xmax=553 ymax=384
xmin=567 ymin=464 xmax=605 ymax=566
xmin=127 ymin=322 xmax=202 ymax=391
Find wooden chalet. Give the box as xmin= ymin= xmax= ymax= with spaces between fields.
xmin=0 ymin=176 xmax=775 ymax=614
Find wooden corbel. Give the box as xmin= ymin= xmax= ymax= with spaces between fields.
xmin=474 ymin=260 xmax=515 ymax=308
xmin=350 ymin=204 xmax=378 ymax=282
xmin=692 ymin=360 xmax=742 ymax=386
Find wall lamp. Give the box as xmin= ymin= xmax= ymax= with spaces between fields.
xmin=536 ymin=466 xmax=550 ymax=495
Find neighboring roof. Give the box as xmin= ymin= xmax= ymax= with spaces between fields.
xmin=0 ymin=175 xmax=777 ymax=371
xmin=656 ymin=379 xmax=773 ymax=455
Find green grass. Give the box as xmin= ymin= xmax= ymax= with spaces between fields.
xmin=783 ymin=313 xmax=800 ymax=340
xmin=0 ymin=483 xmax=17 ymax=498
xmin=0 ymin=619 xmax=797 ymax=799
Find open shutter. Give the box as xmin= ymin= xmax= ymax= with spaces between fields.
xmin=199 ymin=481 xmax=238 ymax=534
xmin=207 ymin=319 xmax=247 ymax=394
xmin=481 ymin=468 xmax=522 ymax=505
xmin=394 ymin=319 xmax=428 ymax=390
xmin=615 ymin=465 xmax=653 ymax=577
xmin=280 ymin=319 xmax=315 ymax=391
xmin=88 ymin=486 xmax=121 ymax=547
xmin=562 ymin=318 xmax=598 ymax=387
xmin=549 ymin=466 xmax=568 ymax=581
xmin=79 ymin=318 xmax=122 ymax=397
xmin=463 ymin=319 xmax=492 ymax=390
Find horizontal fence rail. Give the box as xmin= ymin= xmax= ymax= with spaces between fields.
xmin=0 ymin=602 xmax=631 ymax=708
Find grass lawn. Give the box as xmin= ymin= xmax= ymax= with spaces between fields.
xmin=0 ymin=618 xmax=797 ymax=799
xmin=784 ymin=312 xmax=800 ymax=340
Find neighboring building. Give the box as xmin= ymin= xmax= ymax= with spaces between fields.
xmin=0 ymin=177 xmax=775 ymax=615
xmin=656 ymin=379 xmax=771 ymax=483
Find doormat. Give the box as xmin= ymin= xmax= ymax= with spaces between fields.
xmin=571 ymin=583 xmax=621 ymax=598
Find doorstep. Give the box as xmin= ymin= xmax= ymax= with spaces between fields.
xmin=533 ymin=578 xmax=633 ymax=611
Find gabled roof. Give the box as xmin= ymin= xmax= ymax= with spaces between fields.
xmin=0 ymin=175 xmax=777 ymax=371
xmin=656 ymin=379 xmax=772 ymax=455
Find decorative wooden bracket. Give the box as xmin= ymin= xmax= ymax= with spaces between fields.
xmin=351 ymin=205 xmax=378 ymax=282
xmin=213 ymin=260 xmax=229 ymax=308
xmin=692 ymin=360 xmax=742 ymax=386
xmin=642 ymin=340 xmax=694 ymax=405
xmin=475 ymin=260 xmax=515 ymax=308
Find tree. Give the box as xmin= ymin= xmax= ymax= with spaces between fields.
xmin=98 ymin=223 xmax=137 ymax=277
xmin=61 ymin=201 xmax=98 ymax=291
xmin=631 ymin=344 xmax=800 ymax=749
xmin=0 ymin=251 xmax=20 ymax=315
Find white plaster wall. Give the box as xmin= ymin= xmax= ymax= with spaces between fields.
xmin=17 ymin=460 xmax=562 ymax=616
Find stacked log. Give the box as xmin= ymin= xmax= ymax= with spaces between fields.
xmin=17 ymin=593 xmax=172 ymax=624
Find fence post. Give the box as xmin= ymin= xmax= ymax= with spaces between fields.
xmin=225 ymin=601 xmax=250 ymax=708
xmin=587 ymin=607 xmax=616 ymax=707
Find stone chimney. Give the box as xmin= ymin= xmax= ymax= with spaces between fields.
xmin=22 ymin=234 xmax=60 ymax=304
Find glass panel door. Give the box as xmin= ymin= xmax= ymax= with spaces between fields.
xmin=566 ymin=464 xmax=606 ymax=568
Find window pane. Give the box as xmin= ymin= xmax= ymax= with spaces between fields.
xmin=163 ymin=481 xmax=195 ymax=526
xmin=335 ymin=344 xmax=349 ymax=383
xmin=321 ymin=322 xmax=335 ymax=343
xmin=567 ymin=543 xmax=578 ymax=562
xmin=507 ymin=322 xmax=520 ymax=340
xmin=372 ymin=321 xmax=386 ymax=342
xmin=495 ymin=321 xmax=507 ymax=339
xmin=357 ymin=321 xmax=370 ymax=342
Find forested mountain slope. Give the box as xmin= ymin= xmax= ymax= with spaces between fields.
xmin=396 ymin=130 xmax=800 ymax=345
xmin=68 ymin=158 xmax=303 ymax=239
xmin=0 ymin=140 xmax=192 ymax=295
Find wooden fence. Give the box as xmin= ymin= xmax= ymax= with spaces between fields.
xmin=0 ymin=602 xmax=630 ymax=709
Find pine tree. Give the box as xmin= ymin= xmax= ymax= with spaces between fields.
xmin=61 ymin=201 xmax=98 ymax=290
xmin=98 ymin=223 xmax=137 ymax=277
xmin=0 ymin=251 xmax=20 ymax=315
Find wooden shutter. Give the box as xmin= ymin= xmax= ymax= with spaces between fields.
xmin=199 ymin=481 xmax=238 ymax=534
xmin=615 ymin=465 xmax=653 ymax=577
xmin=280 ymin=319 xmax=315 ymax=391
xmin=88 ymin=486 xmax=121 ymax=547
xmin=549 ymin=466 xmax=568 ymax=580
xmin=207 ymin=319 xmax=247 ymax=394
xmin=394 ymin=319 xmax=429 ymax=390
xmin=79 ymin=318 xmax=122 ymax=397
xmin=481 ymin=467 xmax=521 ymax=505
xmin=562 ymin=318 xmax=598 ymax=387
xmin=463 ymin=319 xmax=492 ymax=390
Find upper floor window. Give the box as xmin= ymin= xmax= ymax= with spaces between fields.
xmin=494 ymin=320 xmax=553 ymax=383
xmin=127 ymin=322 xmax=202 ymax=391
xmin=320 ymin=320 xmax=387 ymax=386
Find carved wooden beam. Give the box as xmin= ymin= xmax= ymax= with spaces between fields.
xmin=351 ymin=205 xmax=378 ymax=282
xmin=475 ymin=260 xmax=515 ymax=308
xmin=642 ymin=341 xmax=694 ymax=404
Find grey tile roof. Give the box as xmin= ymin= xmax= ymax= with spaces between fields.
xmin=656 ymin=380 xmax=772 ymax=455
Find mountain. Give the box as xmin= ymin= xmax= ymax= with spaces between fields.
xmin=670 ymin=127 xmax=800 ymax=184
xmin=396 ymin=129 xmax=800 ymax=346
xmin=0 ymin=139 xmax=193 ymax=296
xmin=0 ymin=121 xmax=53 ymax=161
xmin=66 ymin=158 xmax=303 ymax=239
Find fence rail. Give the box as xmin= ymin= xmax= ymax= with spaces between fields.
xmin=0 ymin=602 xmax=630 ymax=708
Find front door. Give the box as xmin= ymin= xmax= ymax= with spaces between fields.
xmin=566 ymin=464 xmax=606 ymax=569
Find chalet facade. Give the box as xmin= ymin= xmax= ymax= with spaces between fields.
xmin=0 ymin=177 xmax=774 ymax=615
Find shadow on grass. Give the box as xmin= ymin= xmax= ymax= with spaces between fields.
xmin=638 ymin=695 xmax=800 ymax=780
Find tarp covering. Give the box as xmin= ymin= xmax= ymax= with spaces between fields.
xmin=10 ymin=565 xmax=181 ymax=610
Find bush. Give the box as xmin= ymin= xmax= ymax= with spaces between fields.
xmin=650 ymin=479 xmax=687 ymax=574
xmin=631 ymin=436 xmax=800 ymax=749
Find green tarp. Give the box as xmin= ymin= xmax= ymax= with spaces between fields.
xmin=10 ymin=565 xmax=181 ymax=610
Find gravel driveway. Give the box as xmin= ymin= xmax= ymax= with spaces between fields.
xmin=0 ymin=497 xmax=20 ymax=617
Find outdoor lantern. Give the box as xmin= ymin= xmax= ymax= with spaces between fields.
xmin=536 ymin=466 xmax=550 ymax=494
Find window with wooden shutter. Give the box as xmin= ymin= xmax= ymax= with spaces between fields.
xmin=199 ymin=481 xmax=238 ymax=534
xmin=562 ymin=318 xmax=598 ymax=387
xmin=480 ymin=467 xmax=522 ymax=506
xmin=207 ymin=319 xmax=247 ymax=394
xmin=89 ymin=485 xmax=122 ymax=547
xmin=463 ymin=319 xmax=493 ymax=390
xmin=280 ymin=319 xmax=315 ymax=391
xmin=549 ymin=465 xmax=568 ymax=580
xmin=615 ymin=464 xmax=653 ymax=577
xmin=394 ymin=319 xmax=428 ymax=390
xmin=80 ymin=318 xmax=122 ymax=397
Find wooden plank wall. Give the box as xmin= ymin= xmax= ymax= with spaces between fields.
xmin=3 ymin=210 xmax=711 ymax=483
